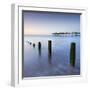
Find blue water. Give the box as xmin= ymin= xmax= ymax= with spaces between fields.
xmin=23 ymin=35 xmax=80 ymax=77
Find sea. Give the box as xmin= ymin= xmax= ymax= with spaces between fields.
xmin=23 ymin=35 xmax=80 ymax=77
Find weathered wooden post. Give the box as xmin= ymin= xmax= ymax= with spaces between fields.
xmin=70 ymin=42 xmax=76 ymax=67
xmin=29 ymin=42 xmax=32 ymax=45
xmin=38 ymin=42 xmax=41 ymax=56
xmin=48 ymin=40 xmax=52 ymax=60
xmin=27 ymin=41 xmax=32 ymax=45
xmin=33 ymin=43 xmax=35 ymax=48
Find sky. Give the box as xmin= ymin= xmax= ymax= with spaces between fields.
xmin=23 ymin=11 xmax=80 ymax=35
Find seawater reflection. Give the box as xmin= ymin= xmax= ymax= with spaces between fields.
xmin=23 ymin=35 xmax=80 ymax=77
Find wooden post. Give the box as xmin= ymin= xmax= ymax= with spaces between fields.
xmin=48 ymin=40 xmax=52 ymax=60
xmin=70 ymin=42 xmax=76 ymax=67
xmin=38 ymin=42 xmax=41 ymax=56
xmin=29 ymin=42 xmax=32 ymax=45
xmin=33 ymin=43 xmax=35 ymax=48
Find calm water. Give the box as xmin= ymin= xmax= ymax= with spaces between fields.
xmin=23 ymin=35 xmax=80 ymax=77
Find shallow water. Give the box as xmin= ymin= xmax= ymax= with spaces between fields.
xmin=23 ymin=35 xmax=80 ymax=77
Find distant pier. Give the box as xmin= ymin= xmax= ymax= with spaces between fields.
xmin=52 ymin=32 xmax=80 ymax=37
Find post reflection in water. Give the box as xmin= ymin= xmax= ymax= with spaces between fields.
xmin=33 ymin=43 xmax=35 ymax=48
xmin=38 ymin=42 xmax=41 ymax=56
xmin=48 ymin=40 xmax=52 ymax=65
